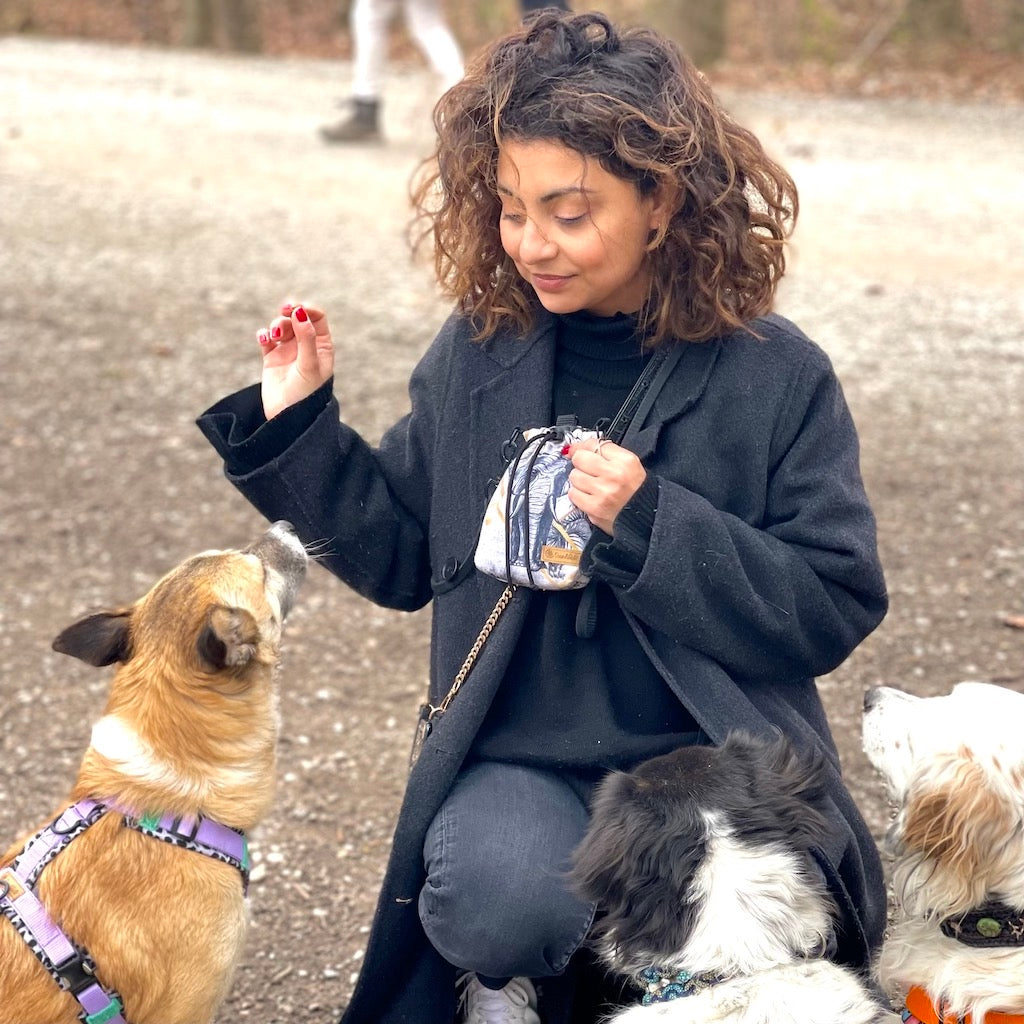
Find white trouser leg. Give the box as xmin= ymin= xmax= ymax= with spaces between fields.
xmin=403 ymin=0 xmax=465 ymax=94
xmin=350 ymin=0 xmax=398 ymax=100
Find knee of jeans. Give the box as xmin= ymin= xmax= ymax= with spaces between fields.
xmin=418 ymin=863 xmax=587 ymax=977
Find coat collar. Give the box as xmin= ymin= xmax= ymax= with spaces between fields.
xmin=624 ymin=338 xmax=720 ymax=461
xmin=469 ymin=314 xmax=557 ymax=515
xmin=470 ymin=309 xmax=722 ymax=486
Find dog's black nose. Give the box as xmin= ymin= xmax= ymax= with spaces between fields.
xmin=863 ymin=687 xmax=881 ymax=712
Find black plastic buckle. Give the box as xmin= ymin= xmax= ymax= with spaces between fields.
xmin=552 ymin=414 xmax=578 ymax=443
xmin=52 ymin=948 xmax=99 ymax=997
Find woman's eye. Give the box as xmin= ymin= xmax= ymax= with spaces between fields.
xmin=556 ymin=214 xmax=586 ymax=226
xmin=500 ymin=210 xmax=525 ymax=224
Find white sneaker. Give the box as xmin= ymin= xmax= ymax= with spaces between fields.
xmin=458 ymin=974 xmax=541 ymax=1024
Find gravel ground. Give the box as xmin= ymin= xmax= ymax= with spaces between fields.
xmin=1 ymin=36 xmax=1022 ymax=1023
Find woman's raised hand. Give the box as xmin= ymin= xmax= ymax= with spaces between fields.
xmin=257 ymin=302 xmax=335 ymax=420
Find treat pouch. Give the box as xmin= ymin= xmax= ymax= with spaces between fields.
xmin=474 ymin=425 xmax=597 ymax=590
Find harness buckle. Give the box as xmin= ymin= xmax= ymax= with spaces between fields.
xmin=53 ymin=948 xmax=99 ymax=997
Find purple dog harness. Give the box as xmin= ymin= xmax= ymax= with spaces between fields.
xmin=0 ymin=798 xmax=250 ymax=1024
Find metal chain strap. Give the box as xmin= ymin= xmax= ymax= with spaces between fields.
xmin=435 ymin=584 xmax=516 ymax=717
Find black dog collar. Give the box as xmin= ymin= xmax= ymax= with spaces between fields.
xmin=940 ymin=902 xmax=1024 ymax=948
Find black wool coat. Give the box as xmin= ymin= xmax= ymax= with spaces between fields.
xmin=197 ymin=309 xmax=889 ymax=1024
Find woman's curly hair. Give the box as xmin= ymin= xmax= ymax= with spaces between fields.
xmin=410 ymin=9 xmax=798 ymax=345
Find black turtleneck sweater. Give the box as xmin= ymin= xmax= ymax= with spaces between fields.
xmin=471 ymin=311 xmax=700 ymax=775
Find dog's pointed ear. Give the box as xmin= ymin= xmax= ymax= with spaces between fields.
xmin=53 ymin=610 xmax=133 ymax=667
xmin=197 ymin=605 xmax=260 ymax=671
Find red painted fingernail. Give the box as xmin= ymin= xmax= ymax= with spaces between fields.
xmin=271 ymin=326 xmax=282 ymax=340
xmin=257 ymin=329 xmax=271 ymax=346
xmin=294 ymin=306 xmax=308 ymax=323
xmin=281 ymin=302 xmax=294 ymax=315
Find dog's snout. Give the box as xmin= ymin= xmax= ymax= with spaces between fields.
xmin=863 ymin=685 xmax=916 ymax=716
xmin=246 ymin=523 xmax=304 ymax=560
xmin=245 ymin=522 xmax=308 ymax=592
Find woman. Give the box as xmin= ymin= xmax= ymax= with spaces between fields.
xmin=198 ymin=11 xmax=888 ymax=1023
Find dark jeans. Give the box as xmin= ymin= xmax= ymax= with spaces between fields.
xmin=419 ymin=761 xmax=596 ymax=979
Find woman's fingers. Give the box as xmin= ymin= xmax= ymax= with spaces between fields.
xmin=282 ymin=300 xmax=325 ymax=321
xmin=290 ymin=304 xmax=323 ymax=377
xmin=257 ymin=305 xmax=323 ymax=355
xmin=570 ymin=440 xmax=637 ymax=482
xmin=568 ymin=439 xmax=646 ymax=533
xmin=257 ymin=315 xmax=294 ymax=350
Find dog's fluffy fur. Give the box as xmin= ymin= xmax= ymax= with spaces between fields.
xmin=863 ymin=682 xmax=1024 ymax=1020
xmin=0 ymin=522 xmax=307 ymax=1024
xmin=571 ymin=731 xmax=883 ymax=1024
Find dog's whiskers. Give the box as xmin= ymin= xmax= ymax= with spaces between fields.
xmin=303 ymin=537 xmax=337 ymax=561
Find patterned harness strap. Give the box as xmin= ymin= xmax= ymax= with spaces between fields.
xmin=125 ymin=809 xmax=250 ymax=893
xmin=0 ymin=798 xmax=249 ymax=1024
xmin=1 ymin=800 xmax=126 ymax=1024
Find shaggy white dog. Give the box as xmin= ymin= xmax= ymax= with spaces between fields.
xmin=571 ymin=732 xmax=885 ymax=1024
xmin=863 ymin=682 xmax=1024 ymax=1023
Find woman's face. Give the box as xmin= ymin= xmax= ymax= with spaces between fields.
xmin=496 ymin=138 xmax=668 ymax=318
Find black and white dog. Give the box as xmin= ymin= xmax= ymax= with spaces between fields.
xmin=572 ymin=731 xmax=885 ymax=1023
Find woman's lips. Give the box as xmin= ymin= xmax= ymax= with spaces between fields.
xmin=531 ymin=273 xmax=573 ymax=292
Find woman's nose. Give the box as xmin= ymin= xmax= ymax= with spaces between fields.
xmin=518 ymin=217 xmax=557 ymax=263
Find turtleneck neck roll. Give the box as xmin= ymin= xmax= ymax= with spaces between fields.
xmin=552 ymin=310 xmax=653 ymax=428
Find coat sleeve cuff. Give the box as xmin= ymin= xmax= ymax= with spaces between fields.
xmin=581 ymin=474 xmax=659 ymax=586
xmin=196 ymin=379 xmax=333 ymax=476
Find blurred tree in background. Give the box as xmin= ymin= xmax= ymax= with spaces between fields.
xmin=181 ymin=0 xmax=262 ymax=50
xmin=1 ymin=0 xmax=1022 ymax=95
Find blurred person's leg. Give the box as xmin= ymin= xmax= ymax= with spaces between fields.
xmin=351 ymin=0 xmax=397 ymax=101
xmin=403 ymin=0 xmax=464 ymax=94
xmin=321 ymin=0 xmax=396 ymax=143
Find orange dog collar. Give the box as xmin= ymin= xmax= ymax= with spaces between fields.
xmin=905 ymin=985 xmax=1024 ymax=1024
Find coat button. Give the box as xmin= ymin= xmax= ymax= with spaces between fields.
xmin=441 ymin=557 xmax=460 ymax=581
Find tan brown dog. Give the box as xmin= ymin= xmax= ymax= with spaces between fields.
xmin=0 ymin=521 xmax=307 ymax=1024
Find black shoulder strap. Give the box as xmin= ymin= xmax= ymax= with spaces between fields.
xmin=573 ymin=344 xmax=685 ymax=638
xmin=604 ymin=344 xmax=685 ymax=446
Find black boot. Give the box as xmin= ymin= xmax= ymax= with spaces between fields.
xmin=319 ymin=98 xmax=381 ymax=144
